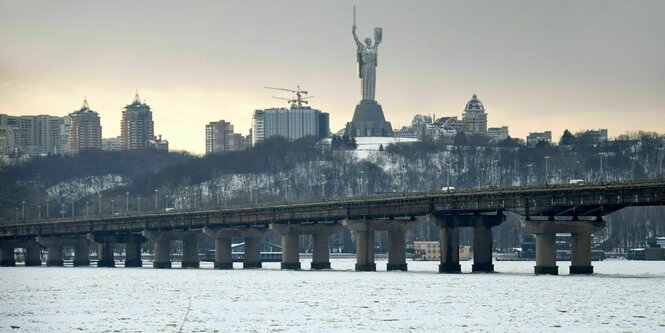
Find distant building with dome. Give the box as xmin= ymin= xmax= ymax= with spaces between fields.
xmin=462 ymin=94 xmax=487 ymax=135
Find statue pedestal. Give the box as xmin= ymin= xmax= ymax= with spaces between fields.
xmin=346 ymin=100 xmax=393 ymax=137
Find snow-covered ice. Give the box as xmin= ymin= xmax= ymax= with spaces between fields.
xmin=1 ymin=259 xmax=664 ymax=332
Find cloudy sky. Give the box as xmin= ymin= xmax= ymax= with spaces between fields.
xmin=1 ymin=1 xmax=663 ymax=153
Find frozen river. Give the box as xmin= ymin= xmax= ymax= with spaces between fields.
xmin=1 ymin=259 xmax=664 ymax=332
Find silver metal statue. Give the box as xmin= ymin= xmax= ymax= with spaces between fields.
xmin=352 ymin=6 xmax=382 ymax=101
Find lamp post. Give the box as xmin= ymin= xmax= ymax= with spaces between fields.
xmin=544 ymin=155 xmax=550 ymax=185
xmin=71 ymin=201 xmax=75 ymax=217
xmin=60 ymin=203 xmax=65 ymax=219
xmin=21 ymin=201 xmax=25 ymax=221
xmin=154 ymin=189 xmax=159 ymax=212
xmin=15 ymin=207 xmax=18 ymax=221
xmin=86 ymin=201 xmax=89 ymax=217
xmin=598 ymin=153 xmax=605 ymax=183
xmin=138 ymin=197 xmax=141 ymax=213
xmin=46 ymin=199 xmax=50 ymax=220
xmin=658 ymin=147 xmax=664 ymax=178
xmin=111 ymin=199 xmax=115 ymax=215
xmin=125 ymin=191 xmax=129 ymax=213
xmin=38 ymin=205 xmax=41 ymax=220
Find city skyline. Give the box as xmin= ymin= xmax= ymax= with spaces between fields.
xmin=1 ymin=1 xmax=664 ymax=154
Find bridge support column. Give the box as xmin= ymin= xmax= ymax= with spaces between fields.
xmin=387 ymin=229 xmax=407 ymax=271
xmin=97 ymin=239 xmax=115 ymax=268
xmin=154 ymin=238 xmax=171 ymax=269
xmin=278 ymin=227 xmax=301 ymax=270
xmin=472 ymin=216 xmax=497 ymax=273
xmin=73 ymin=239 xmax=91 ymax=267
xmin=243 ymin=236 xmax=262 ymax=269
xmin=271 ymin=224 xmax=301 ymax=270
xmin=213 ymin=237 xmax=233 ymax=269
xmin=25 ymin=243 xmax=43 ymax=266
xmin=0 ymin=247 xmax=15 ymax=266
xmin=522 ymin=219 xmax=605 ymax=275
xmin=311 ymin=231 xmax=332 ymax=270
xmin=345 ymin=220 xmax=376 ymax=272
xmin=203 ymin=228 xmax=234 ymax=269
xmin=124 ymin=237 xmax=143 ymax=268
xmin=535 ymin=233 xmax=558 ymax=275
xmin=142 ymin=232 xmax=173 ymax=268
xmin=181 ymin=233 xmax=201 ymax=268
xmin=571 ymin=231 xmax=593 ymax=274
xmin=429 ymin=215 xmax=461 ymax=273
xmin=37 ymin=238 xmax=63 ymax=267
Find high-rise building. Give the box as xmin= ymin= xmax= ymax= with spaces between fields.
xmin=462 ymin=94 xmax=487 ymax=135
xmin=251 ymin=105 xmax=329 ymax=145
xmin=0 ymin=114 xmax=65 ymax=155
xmin=121 ymin=92 xmax=154 ymax=150
xmin=205 ymin=120 xmax=234 ymax=154
xmin=68 ymin=99 xmax=102 ymax=154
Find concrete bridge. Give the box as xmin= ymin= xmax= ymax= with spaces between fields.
xmin=1 ymin=181 xmax=664 ymax=275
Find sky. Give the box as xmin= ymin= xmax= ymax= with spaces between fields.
xmin=1 ymin=1 xmax=663 ymax=154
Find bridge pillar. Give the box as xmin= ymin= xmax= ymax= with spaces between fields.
xmin=37 ymin=237 xmax=63 ymax=267
xmin=535 ymin=233 xmax=558 ymax=275
xmin=213 ymin=237 xmax=233 ymax=269
xmin=570 ymin=232 xmax=593 ymax=274
xmin=181 ymin=233 xmax=202 ymax=268
xmin=124 ymin=236 xmax=143 ymax=268
xmin=428 ymin=215 xmax=461 ymax=273
xmin=142 ymin=231 xmax=174 ymax=268
xmin=243 ymin=236 xmax=262 ymax=269
xmin=387 ymin=229 xmax=407 ymax=271
xmin=345 ymin=220 xmax=376 ymax=271
xmin=97 ymin=239 xmax=115 ymax=268
xmin=204 ymin=227 xmax=235 ymax=269
xmin=386 ymin=221 xmax=417 ymax=272
xmin=73 ymin=239 xmax=91 ymax=267
xmin=272 ymin=225 xmax=301 ymax=270
xmin=472 ymin=215 xmax=501 ymax=273
xmin=0 ymin=247 xmax=15 ymax=266
xmin=311 ymin=229 xmax=334 ymax=270
xmin=523 ymin=219 xmax=605 ymax=275
xmin=24 ymin=243 xmax=43 ymax=267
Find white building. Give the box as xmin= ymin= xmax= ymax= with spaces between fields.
xmin=488 ymin=126 xmax=510 ymax=142
xmin=251 ymin=105 xmax=329 ymax=146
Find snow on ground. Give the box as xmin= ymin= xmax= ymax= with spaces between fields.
xmin=1 ymin=259 xmax=664 ymax=332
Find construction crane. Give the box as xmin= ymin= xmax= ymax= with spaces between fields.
xmin=265 ymin=85 xmax=314 ymax=108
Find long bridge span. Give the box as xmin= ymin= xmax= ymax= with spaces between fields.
xmin=2 ymin=181 xmax=664 ymax=275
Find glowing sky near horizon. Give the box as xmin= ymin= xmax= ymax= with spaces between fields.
xmin=1 ymin=1 xmax=663 ymax=154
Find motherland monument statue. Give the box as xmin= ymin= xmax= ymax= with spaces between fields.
xmin=345 ymin=6 xmax=393 ymax=137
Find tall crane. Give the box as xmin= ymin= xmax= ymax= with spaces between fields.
xmin=265 ymin=86 xmax=314 ymax=108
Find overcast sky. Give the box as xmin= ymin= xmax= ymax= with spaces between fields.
xmin=1 ymin=1 xmax=663 ymax=153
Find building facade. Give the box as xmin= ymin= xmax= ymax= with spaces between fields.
xmin=205 ymin=120 xmax=234 ymax=154
xmin=102 ymin=136 xmax=122 ymax=151
xmin=121 ymin=93 xmax=154 ymax=150
xmin=68 ymin=99 xmax=102 ymax=154
xmin=0 ymin=114 xmax=66 ymax=155
xmin=527 ymin=131 xmax=553 ymax=147
xmin=462 ymin=94 xmax=488 ymax=135
xmin=488 ymin=126 xmax=510 ymax=142
xmin=251 ymin=106 xmax=329 ymax=145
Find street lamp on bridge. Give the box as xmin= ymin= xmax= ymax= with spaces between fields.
xmin=154 ymin=189 xmax=159 ymax=212
xmin=544 ymin=155 xmax=550 ymax=185
xmin=21 ymin=201 xmax=25 ymax=221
